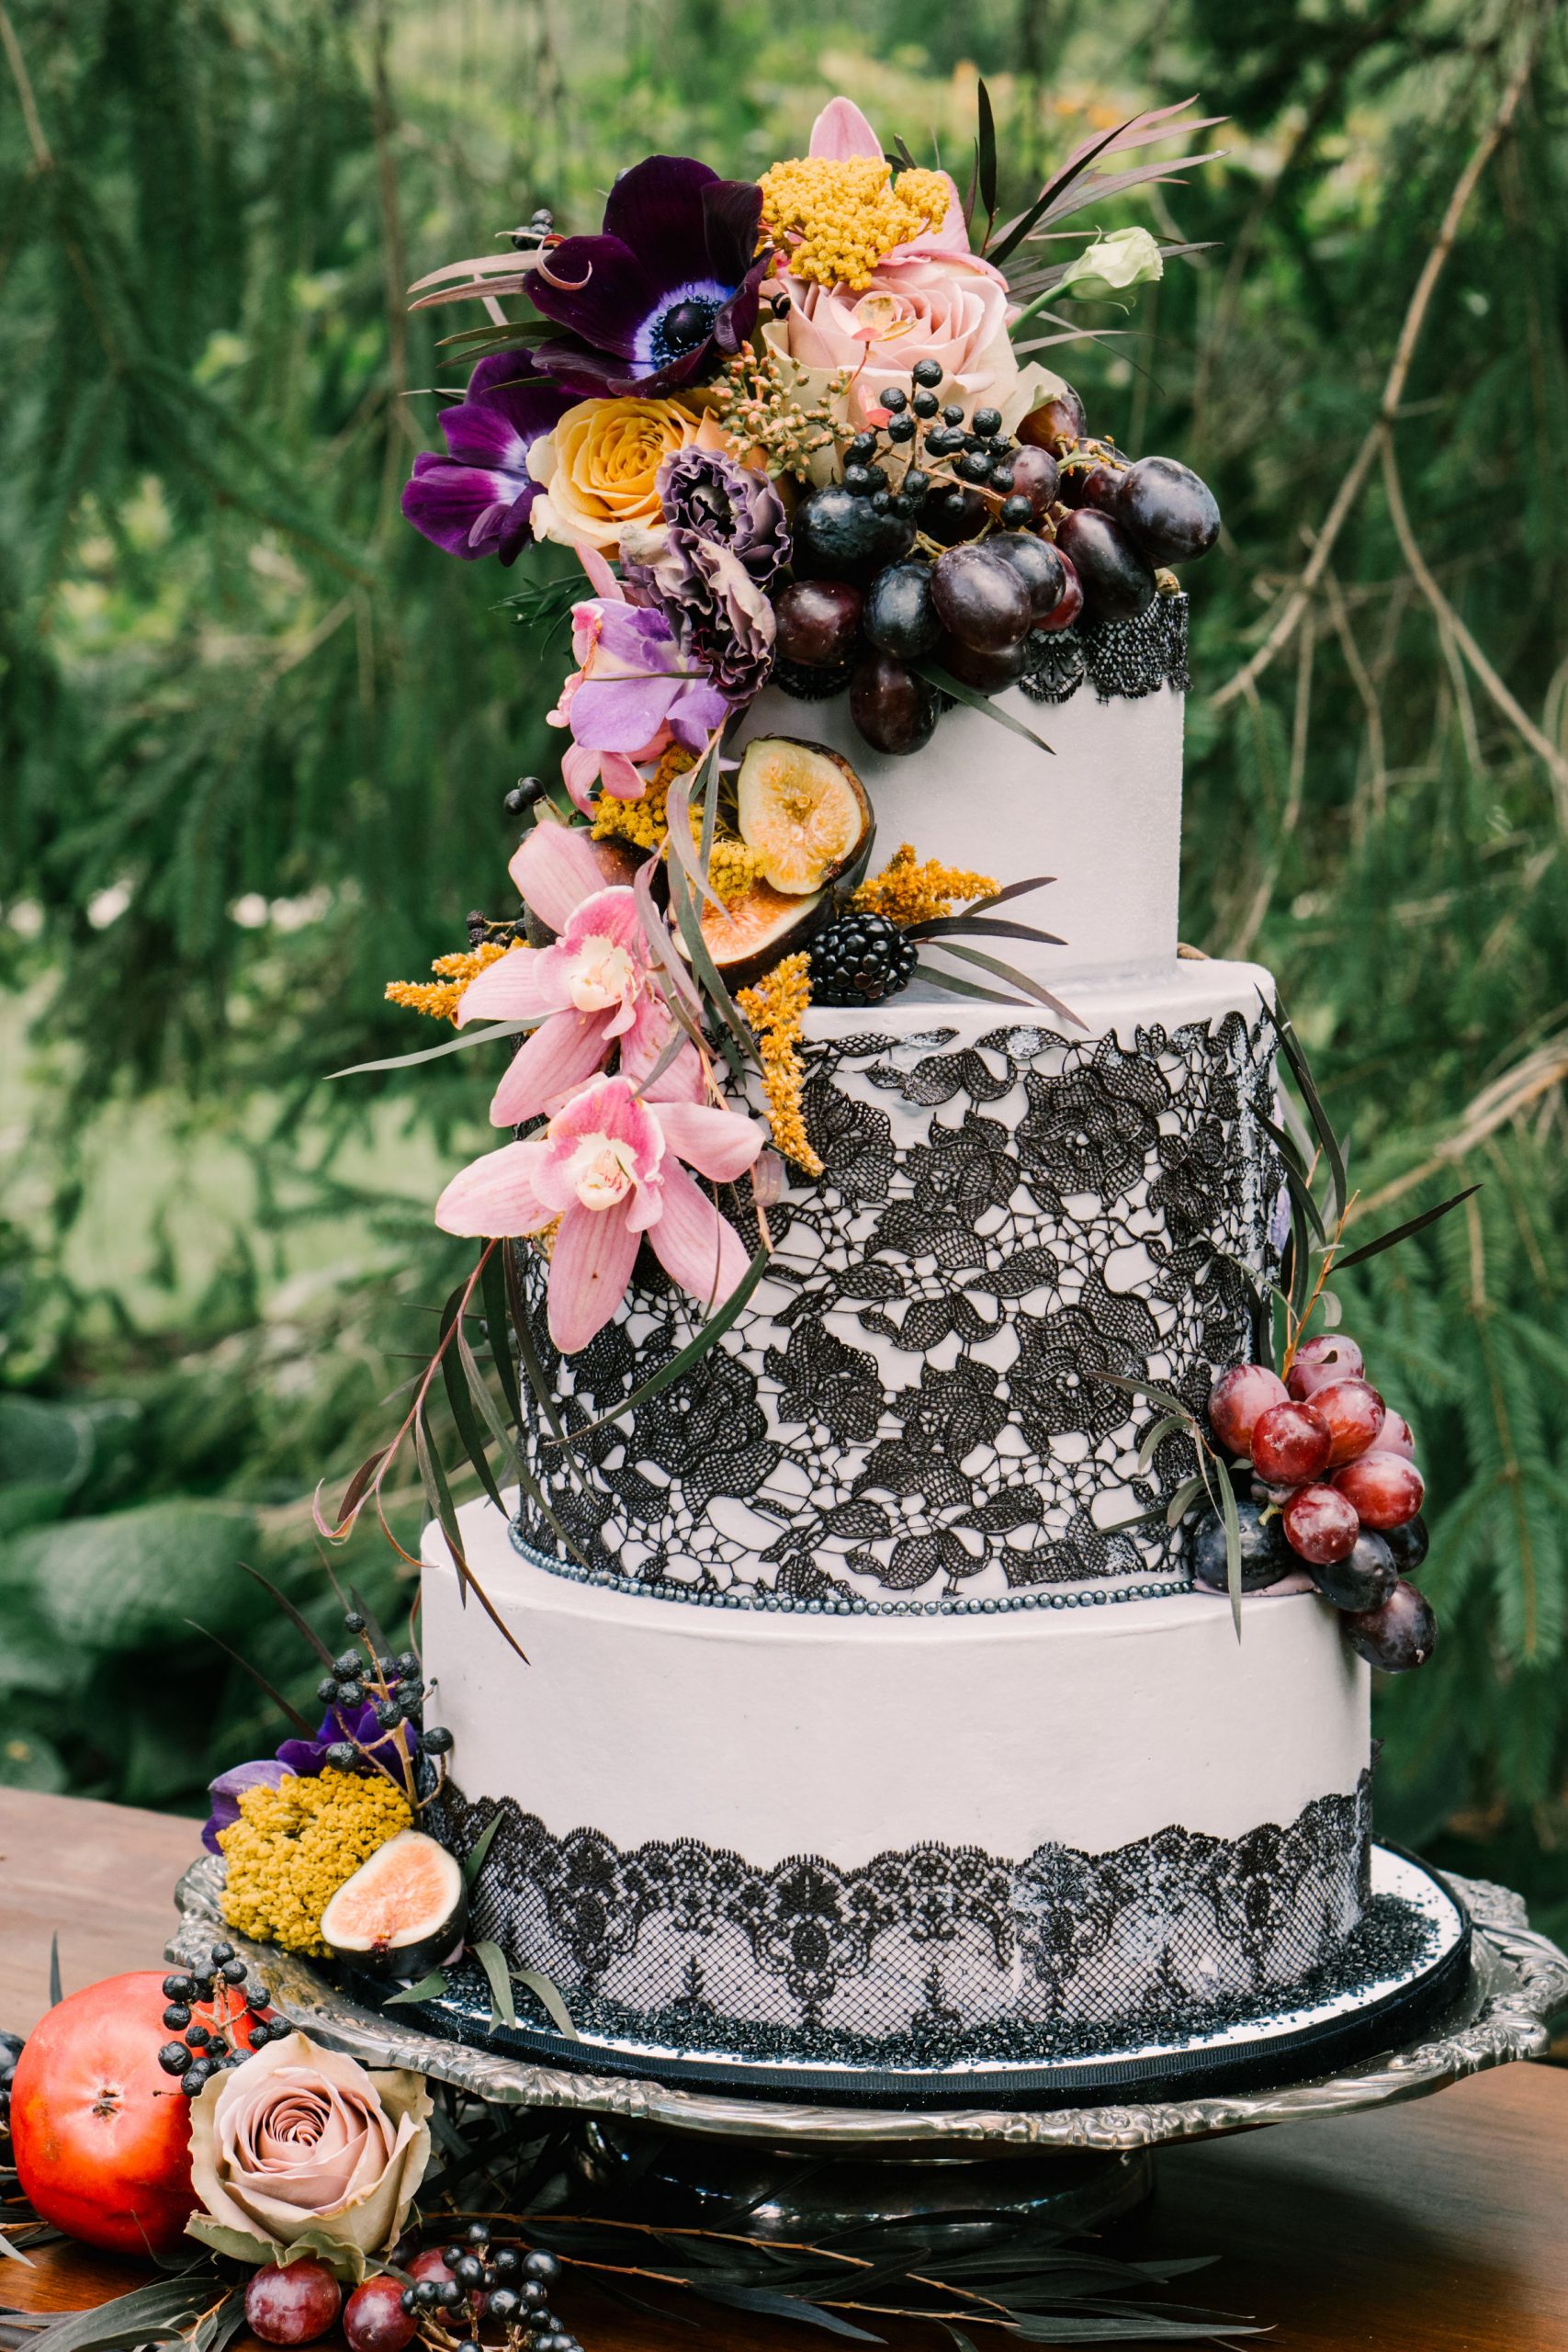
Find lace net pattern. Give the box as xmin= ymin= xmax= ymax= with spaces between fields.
xmin=434 ymin=1770 xmax=1371 ymax=2064
xmin=515 ymin=1009 xmax=1281 ymax=1606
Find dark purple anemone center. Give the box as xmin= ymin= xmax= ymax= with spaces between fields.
xmin=637 ymin=277 xmax=728 ymax=371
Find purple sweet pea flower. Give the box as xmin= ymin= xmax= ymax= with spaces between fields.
xmin=401 ymin=355 xmax=574 ymax=564
xmin=557 ymin=599 xmax=731 ymax=755
xmin=528 ymin=156 xmax=772 ymax=400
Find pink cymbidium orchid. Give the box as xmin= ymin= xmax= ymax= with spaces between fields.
xmin=457 ymin=821 xmax=698 ymax=1125
xmin=434 ymin=1072 xmax=764 ymax=1353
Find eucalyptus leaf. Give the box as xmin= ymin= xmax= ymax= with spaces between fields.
xmin=461 ymin=1811 xmax=503 ymax=1887
xmin=383 ymin=1967 xmax=451 ymax=2007
xmin=513 ymin=1964 xmax=580 ymax=2041
xmin=471 ymin=1936 xmax=516 ymax=2028
xmin=328 ymin=1019 xmax=536 ymax=1080
xmin=910 ymin=662 xmax=1055 ymax=752
xmin=546 ymin=1242 xmax=773 ymax=1449
xmin=1334 ymin=1183 xmax=1481 ymax=1272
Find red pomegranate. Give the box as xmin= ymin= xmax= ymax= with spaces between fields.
xmin=9 ymin=1972 xmax=198 ymax=2256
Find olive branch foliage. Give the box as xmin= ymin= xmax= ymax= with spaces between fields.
xmin=1 ymin=0 xmax=1567 ymax=1936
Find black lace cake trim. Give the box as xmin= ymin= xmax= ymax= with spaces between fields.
xmin=433 ymin=1770 xmax=1371 ymax=2064
xmin=513 ymin=1008 xmax=1282 ymax=1602
xmin=1020 ymin=590 xmax=1190 ymax=706
xmin=771 ymin=593 xmax=1189 ymax=713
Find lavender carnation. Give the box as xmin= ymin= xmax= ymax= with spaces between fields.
xmin=622 ymin=448 xmax=791 ymax=703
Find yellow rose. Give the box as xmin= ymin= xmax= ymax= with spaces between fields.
xmin=529 ymin=398 xmax=705 ymax=551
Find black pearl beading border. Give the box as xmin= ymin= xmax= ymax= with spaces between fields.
xmin=508 ymin=1521 xmax=1191 ymax=1615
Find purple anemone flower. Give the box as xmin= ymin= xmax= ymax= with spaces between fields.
xmin=528 ymin=155 xmax=771 ymax=399
xmin=401 ymin=355 xmax=574 ymax=564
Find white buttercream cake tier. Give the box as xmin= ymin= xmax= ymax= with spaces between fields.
xmin=420 ymin=1492 xmax=1371 ymax=2059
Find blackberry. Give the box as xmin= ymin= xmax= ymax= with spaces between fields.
xmin=808 ymin=911 xmax=917 ymax=1008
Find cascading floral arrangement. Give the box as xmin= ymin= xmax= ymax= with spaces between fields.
xmin=375 ymin=86 xmax=1224 ymax=1379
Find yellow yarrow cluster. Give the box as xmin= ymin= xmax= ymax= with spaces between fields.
xmin=385 ymin=939 xmax=513 ymax=1024
xmin=737 ymin=952 xmax=822 ymax=1179
xmin=853 ymin=844 xmax=998 ymax=929
xmin=758 ymin=156 xmax=950 ymax=290
xmin=218 ymin=1768 xmax=412 ymax=1956
xmin=590 ymin=741 xmax=699 ymax=853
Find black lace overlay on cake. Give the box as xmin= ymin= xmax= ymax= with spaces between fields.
xmin=433 ymin=1770 xmax=1372 ymax=2065
xmin=513 ymin=1008 xmax=1281 ymax=1603
xmin=1019 ymin=590 xmax=1190 ymax=707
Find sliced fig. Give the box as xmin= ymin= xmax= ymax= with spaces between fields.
xmin=686 ymin=876 xmax=830 ymax=991
xmin=736 ymin=737 xmax=874 ymax=896
xmin=320 ymin=1828 xmax=467 ymax=1981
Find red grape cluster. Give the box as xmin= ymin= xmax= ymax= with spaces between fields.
xmin=773 ymin=371 xmax=1219 ymax=755
xmin=1199 ymin=1338 xmax=1437 ymax=1672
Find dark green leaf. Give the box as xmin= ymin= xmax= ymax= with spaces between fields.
xmin=512 ymin=1965 xmax=580 ymax=2041
xmin=910 ymin=662 xmax=1055 ymax=751
xmin=438 ymin=1281 xmax=508 ymax=1518
xmin=547 ymin=1242 xmax=773 ymax=1448
xmin=49 ymin=1931 xmax=62 ymax=2009
xmin=691 ymin=2287 xmax=884 ymax=2343
xmin=383 ymin=1967 xmax=450 ymax=2007
xmin=479 ymin=1246 xmax=523 ymax=1430
xmin=185 ymin=1621 xmax=313 ymax=1735
xmin=461 ymin=1811 xmax=503 ymax=1888
xmin=327 ymin=1020 xmax=536 ymax=1080
xmin=1218 ymin=1458 xmax=1245 ymax=1640
xmin=1260 ymin=997 xmax=1348 ymax=1227
xmin=976 ymin=78 xmax=998 ymax=226
xmin=1334 ymin=1184 xmax=1481 ymax=1272
xmin=234 ymin=1561 xmax=333 ymax=1665
xmin=471 ymin=1937 xmax=516 ymax=2028
xmin=919 ymin=942 xmax=1085 ymax=1028
xmin=903 ymin=916 xmax=1067 ymax=948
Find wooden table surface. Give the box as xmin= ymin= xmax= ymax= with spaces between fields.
xmin=3 ymin=1787 xmax=1566 ymax=2351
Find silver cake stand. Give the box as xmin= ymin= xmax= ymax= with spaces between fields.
xmin=170 ymin=1855 xmax=1568 ymax=2237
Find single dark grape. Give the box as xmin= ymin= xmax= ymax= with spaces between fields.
xmin=1031 ymin=549 xmax=1085 ymax=634
xmin=522 ymin=2253 xmax=561 ymax=2287
xmin=900 ymin=467 xmax=931 ymax=500
xmin=1344 ymin=1581 xmax=1438 ymax=1673
xmin=917 ymin=485 xmax=989 ymax=546
xmin=850 ymin=651 xmax=940 ymax=755
xmin=1057 ymin=458 xmax=1122 ymax=512
xmin=1311 ymin=1530 xmax=1399 ymax=1613
xmin=972 ymin=406 xmax=1002 ymax=438
xmin=941 ymin=402 xmax=964 ymax=426
xmin=773 ymin=578 xmax=864 ymax=668
xmin=792 ymin=484 xmax=914 ymax=581
xmin=911 ymin=356 xmax=944 ymax=387
xmin=244 ymin=2260 xmax=342 ymax=2346
xmin=936 ymin=632 xmax=1028 ymax=695
xmin=1382 ymin=1514 xmax=1429 ymax=1575
xmin=1000 ymin=493 xmax=1033 ymax=527
xmin=845 ymin=431 xmax=878 ymax=464
xmin=1017 ymin=384 xmax=1087 ymax=452
xmin=985 ymin=531 xmax=1066 ymax=622
xmin=878 ymin=386 xmax=907 ymax=411
xmin=1117 ymin=454 xmax=1221 ymax=564
xmin=931 ymin=544 xmax=1032 ymax=652
xmin=863 ymin=560 xmax=943 ymax=662
xmin=1190 ymin=1498 xmax=1293 ymax=1593
xmin=886 ymin=413 xmax=916 ymax=443
xmin=911 ymin=390 xmax=939 ymax=418
xmin=1053 ymin=509 xmax=1156 ymax=625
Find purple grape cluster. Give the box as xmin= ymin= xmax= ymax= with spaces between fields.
xmin=773 ymin=370 xmax=1219 ymax=754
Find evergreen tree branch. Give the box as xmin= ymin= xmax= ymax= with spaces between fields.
xmin=1209 ymin=17 xmax=1546 ymax=714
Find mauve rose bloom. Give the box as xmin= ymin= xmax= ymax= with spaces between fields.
xmin=186 ymin=2030 xmax=431 ymax=2280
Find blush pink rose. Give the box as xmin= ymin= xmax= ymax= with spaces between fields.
xmin=778 ymin=255 xmax=1017 ymax=425
xmin=186 ymin=2030 xmax=432 ymax=2280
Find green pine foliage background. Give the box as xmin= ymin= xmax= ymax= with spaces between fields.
xmin=2 ymin=0 xmax=1567 ymax=1937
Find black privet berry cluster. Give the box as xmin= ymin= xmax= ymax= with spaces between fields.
xmin=156 ymin=1945 xmax=284 ymax=2097
xmin=400 ymin=2224 xmax=581 ymax=2352
xmin=316 ymin=1605 xmax=455 ymax=1774
xmin=774 ymin=368 xmax=1220 ymax=757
